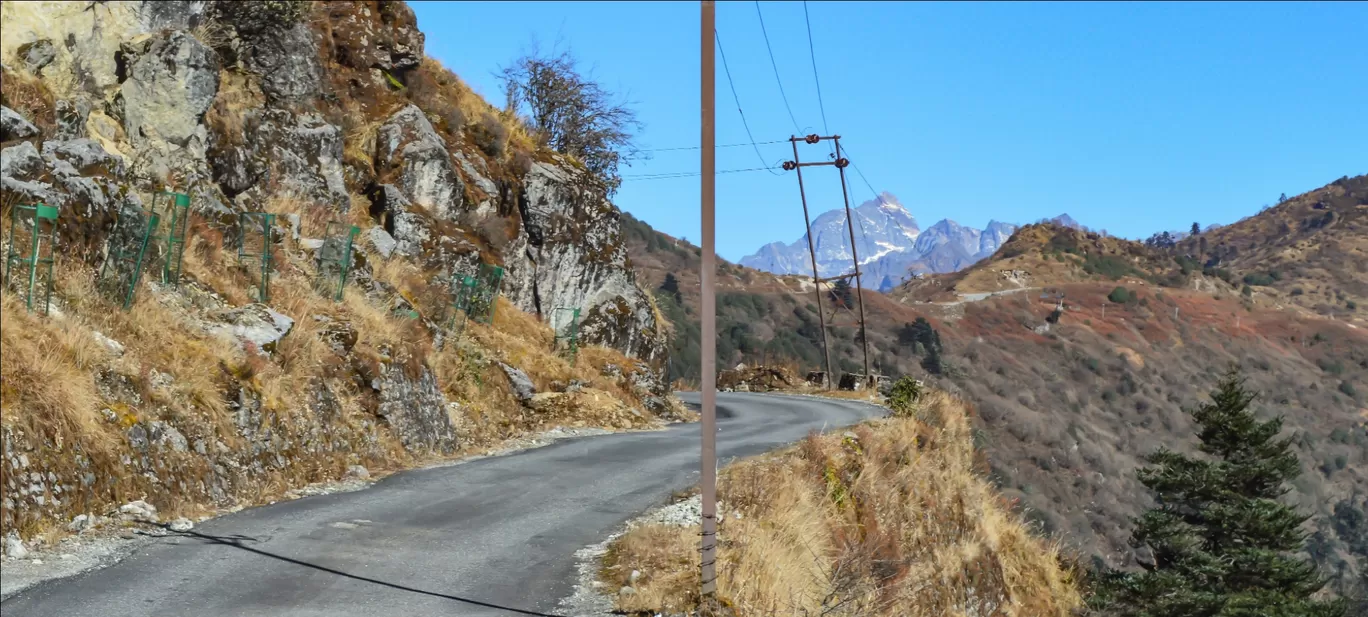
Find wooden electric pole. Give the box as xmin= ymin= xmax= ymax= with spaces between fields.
xmin=699 ymin=0 xmax=718 ymax=607
xmin=783 ymin=134 xmax=872 ymax=389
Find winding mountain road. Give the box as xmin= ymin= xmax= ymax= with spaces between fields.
xmin=1 ymin=392 xmax=883 ymax=617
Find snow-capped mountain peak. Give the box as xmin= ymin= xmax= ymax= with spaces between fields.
xmin=738 ymin=193 xmax=1019 ymax=291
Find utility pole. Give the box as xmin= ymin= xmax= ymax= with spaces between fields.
xmin=783 ymin=134 xmax=871 ymax=388
xmin=834 ymin=138 xmax=872 ymax=387
xmin=790 ymin=138 xmax=834 ymax=389
xmin=699 ymin=0 xmax=718 ymax=608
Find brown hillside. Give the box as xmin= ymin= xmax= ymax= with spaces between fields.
xmin=1177 ymin=174 xmax=1368 ymax=320
xmin=623 ymin=203 xmax=1368 ymax=594
xmin=894 ymin=223 xmax=1216 ymax=303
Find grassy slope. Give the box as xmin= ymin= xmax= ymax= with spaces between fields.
xmin=603 ymin=389 xmax=1081 ymax=616
xmin=621 ymin=180 xmax=1368 ymax=592
xmin=0 ymin=3 xmax=677 ymax=540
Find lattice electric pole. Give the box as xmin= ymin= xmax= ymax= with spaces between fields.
xmin=4 ymin=203 xmax=58 ymax=314
xmin=783 ymin=134 xmax=872 ymax=389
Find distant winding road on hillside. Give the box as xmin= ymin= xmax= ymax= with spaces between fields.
xmin=1 ymin=393 xmax=883 ymax=617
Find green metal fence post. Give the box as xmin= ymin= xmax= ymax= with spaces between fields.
xmin=126 ymin=211 xmax=159 ymax=309
xmin=159 ymin=192 xmax=191 ymax=287
xmin=34 ymin=205 xmax=57 ymax=314
xmin=4 ymin=203 xmax=59 ymax=314
xmin=316 ymin=221 xmax=359 ymax=301
xmin=97 ymin=202 xmax=160 ymax=309
xmin=237 ymin=212 xmax=275 ymax=303
xmin=336 ymin=225 xmax=358 ymax=301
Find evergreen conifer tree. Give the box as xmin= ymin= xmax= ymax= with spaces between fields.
xmin=1090 ymin=369 xmax=1345 ymax=617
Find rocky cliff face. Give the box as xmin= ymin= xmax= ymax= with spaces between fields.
xmin=0 ymin=0 xmax=663 ymax=362
xmin=0 ymin=0 xmax=670 ymax=542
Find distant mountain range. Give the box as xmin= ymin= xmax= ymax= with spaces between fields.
xmin=739 ymin=193 xmax=1083 ymax=291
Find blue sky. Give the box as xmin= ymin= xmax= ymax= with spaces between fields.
xmin=415 ymin=1 xmax=1367 ymax=262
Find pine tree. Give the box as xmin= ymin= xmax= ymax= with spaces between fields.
xmin=659 ymin=272 xmax=681 ymax=303
xmin=831 ymin=279 xmax=854 ymax=309
xmin=1192 ymin=222 xmax=1202 ymax=236
xmin=1090 ymin=369 xmax=1345 ymax=617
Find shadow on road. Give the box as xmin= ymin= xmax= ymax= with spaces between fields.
xmin=140 ymin=522 xmax=571 ymax=617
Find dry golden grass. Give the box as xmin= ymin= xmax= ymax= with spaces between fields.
xmin=0 ymin=65 xmax=56 ymax=132
xmin=204 ymin=69 xmax=265 ymax=147
xmin=409 ymin=56 xmax=538 ymax=159
xmin=430 ymin=296 xmax=675 ymax=448
xmin=52 ymin=261 xmax=242 ymax=438
xmin=604 ymin=389 xmax=1081 ymax=616
xmin=0 ymin=291 xmax=112 ymax=453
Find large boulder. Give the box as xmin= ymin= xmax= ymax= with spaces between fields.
xmin=499 ymin=363 xmax=536 ymax=404
xmin=0 ymin=2 xmax=206 ymax=99
xmin=115 ymin=30 xmax=219 ymax=181
xmin=16 ymin=38 xmax=56 ymax=74
xmin=375 ymin=105 xmax=464 ymax=220
xmin=503 ymin=158 xmax=667 ymax=368
xmin=373 ymin=364 xmax=457 ymax=453
xmin=117 ymin=31 xmax=219 ymax=146
xmin=42 ymin=138 xmax=124 ymax=177
xmin=1 ymin=106 xmax=40 ymax=141
xmin=366 ymin=183 xmax=431 ymax=256
xmin=247 ymin=23 xmax=323 ymax=105
xmin=2 ymin=137 xmax=138 ymax=250
xmin=1 ymin=141 xmax=45 ymax=180
xmin=209 ymin=304 xmax=296 ymax=352
xmin=210 ymin=109 xmax=346 ymax=206
xmin=324 ymin=0 xmax=424 ymax=77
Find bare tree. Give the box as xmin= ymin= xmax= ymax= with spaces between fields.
xmin=499 ymin=45 xmax=643 ymax=196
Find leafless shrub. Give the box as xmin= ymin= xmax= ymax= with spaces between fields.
xmin=498 ymin=44 xmax=643 ymax=195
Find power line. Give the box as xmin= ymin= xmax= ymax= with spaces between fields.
xmin=714 ymin=27 xmax=783 ymax=176
xmin=639 ymin=139 xmax=787 ymax=153
xmin=838 ymin=142 xmax=886 ymax=206
xmin=755 ymin=1 xmax=802 ymax=133
xmin=622 ymin=166 xmax=782 ymax=181
xmin=836 ymin=142 xmax=888 ymax=255
xmin=802 ymin=1 xmax=831 ymax=140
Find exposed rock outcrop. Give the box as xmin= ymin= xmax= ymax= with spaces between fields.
xmin=1 ymin=105 xmax=39 ymax=140
xmin=115 ymin=29 xmax=219 ymax=181
xmin=211 ymin=109 xmax=346 ymax=206
xmin=375 ymin=104 xmax=464 ymax=220
xmin=372 ymin=365 xmax=458 ymax=454
xmin=503 ymin=159 xmax=667 ymax=366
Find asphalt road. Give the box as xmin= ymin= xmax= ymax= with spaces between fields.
xmin=1 ymin=392 xmax=883 ymax=617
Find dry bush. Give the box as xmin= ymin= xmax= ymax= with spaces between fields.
xmin=605 ymin=389 xmax=1082 ymax=616
xmin=470 ymin=111 xmax=509 ymax=158
xmin=0 ymin=66 xmax=56 ymax=133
